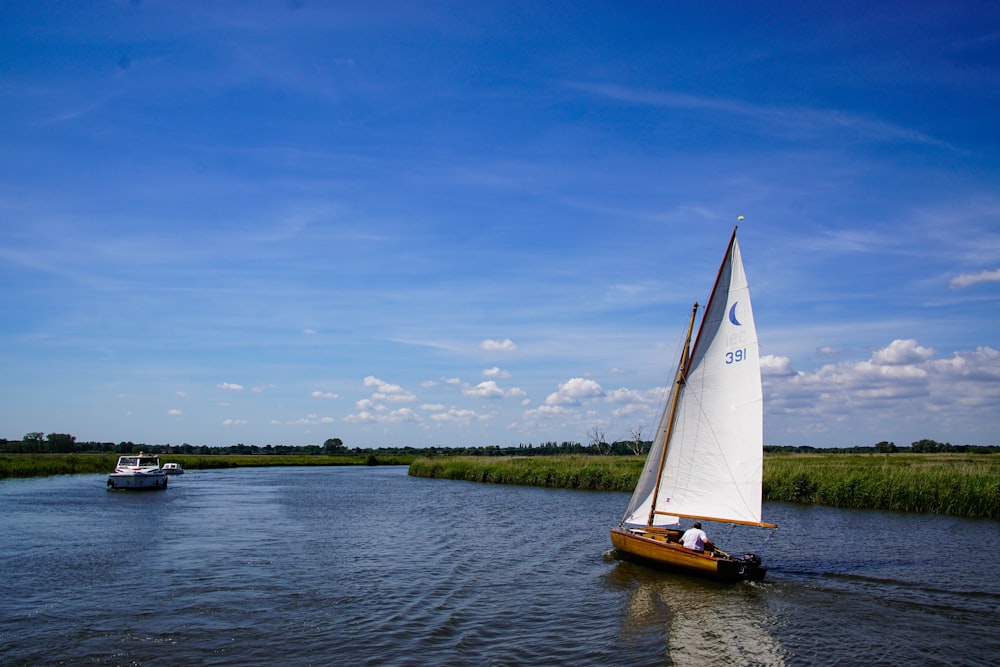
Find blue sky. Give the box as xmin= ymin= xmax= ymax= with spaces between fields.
xmin=2 ymin=1 xmax=998 ymax=449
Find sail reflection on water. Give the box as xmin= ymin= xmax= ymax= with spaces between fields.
xmin=609 ymin=561 xmax=787 ymax=666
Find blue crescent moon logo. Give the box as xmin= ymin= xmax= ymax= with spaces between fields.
xmin=728 ymin=302 xmax=742 ymax=326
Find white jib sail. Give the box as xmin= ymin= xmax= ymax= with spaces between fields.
xmin=622 ymin=234 xmax=763 ymax=527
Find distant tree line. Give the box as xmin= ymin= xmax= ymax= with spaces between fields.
xmin=763 ymin=439 xmax=998 ymax=454
xmin=0 ymin=433 xmax=996 ymax=456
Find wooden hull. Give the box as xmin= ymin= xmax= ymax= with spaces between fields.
xmin=610 ymin=527 xmax=766 ymax=583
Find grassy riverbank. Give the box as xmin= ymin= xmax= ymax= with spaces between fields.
xmin=409 ymin=453 xmax=1000 ymax=519
xmin=0 ymin=452 xmax=415 ymax=479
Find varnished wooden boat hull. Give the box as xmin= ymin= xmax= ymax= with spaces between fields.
xmin=610 ymin=527 xmax=766 ymax=583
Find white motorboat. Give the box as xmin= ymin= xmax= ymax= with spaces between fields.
xmin=107 ymin=453 xmax=168 ymax=490
xmin=161 ymin=462 xmax=184 ymax=475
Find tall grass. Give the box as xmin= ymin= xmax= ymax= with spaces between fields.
xmin=409 ymin=455 xmax=642 ymax=492
xmin=763 ymin=453 xmax=1000 ymax=519
xmin=410 ymin=453 xmax=999 ymax=519
xmin=0 ymin=454 xmax=120 ymax=478
xmin=0 ymin=453 xmax=415 ymax=479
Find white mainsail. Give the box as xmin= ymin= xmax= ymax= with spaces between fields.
xmin=622 ymin=231 xmax=764 ymax=527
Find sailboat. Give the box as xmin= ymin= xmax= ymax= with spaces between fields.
xmin=610 ymin=227 xmax=775 ymax=582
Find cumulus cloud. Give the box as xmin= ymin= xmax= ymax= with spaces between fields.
xmin=222 ymin=419 xmax=248 ymax=425
xmin=167 ymin=409 xmax=182 ymax=416
xmin=464 ymin=381 xmax=507 ymax=399
xmin=344 ymin=407 xmax=419 ymax=424
xmin=763 ymin=339 xmax=1000 ymax=444
xmin=949 ymin=268 xmax=1000 ymax=289
xmin=480 ymin=338 xmax=518 ymax=353
xmin=761 ymin=354 xmax=796 ymax=376
xmin=482 ymin=366 xmax=511 ymax=379
xmin=286 ymin=414 xmax=335 ymax=425
xmin=545 ymin=377 xmax=605 ymax=406
xmin=522 ymin=404 xmax=573 ymax=421
xmin=311 ymin=390 xmax=339 ymax=399
xmin=871 ymin=339 xmax=935 ymax=365
xmin=429 ymin=407 xmax=484 ymax=425
xmin=463 ymin=380 xmax=525 ymax=399
xmin=363 ymin=376 xmax=416 ymax=402
xmin=218 ymin=382 xmax=244 ymax=391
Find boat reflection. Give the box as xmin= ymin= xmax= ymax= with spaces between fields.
xmin=606 ymin=559 xmax=787 ymax=666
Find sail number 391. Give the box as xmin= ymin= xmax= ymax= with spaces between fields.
xmin=725 ymin=348 xmax=748 ymax=364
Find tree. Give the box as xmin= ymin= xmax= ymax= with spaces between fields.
xmin=875 ymin=440 xmax=897 ymax=453
xmin=587 ymin=426 xmax=609 ymax=455
xmin=911 ymin=439 xmax=943 ymax=453
xmin=323 ymin=438 xmax=346 ymax=455
xmin=45 ymin=433 xmax=76 ymax=453
xmin=626 ymin=426 xmax=646 ymax=455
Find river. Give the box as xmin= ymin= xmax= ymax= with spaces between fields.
xmin=1 ymin=466 xmax=997 ymax=666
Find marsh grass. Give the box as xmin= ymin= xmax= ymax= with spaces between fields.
xmin=409 ymin=455 xmax=642 ymax=492
xmin=0 ymin=453 xmax=414 ymax=479
xmin=410 ymin=453 xmax=1000 ymax=519
xmin=764 ymin=453 xmax=999 ymax=518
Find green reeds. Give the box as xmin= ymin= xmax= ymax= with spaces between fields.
xmin=408 ymin=455 xmax=642 ymax=492
xmin=0 ymin=453 xmax=415 ymax=479
xmin=763 ymin=453 xmax=1000 ymax=518
xmin=0 ymin=453 xmax=120 ymax=478
xmin=410 ymin=453 xmax=1000 ymax=519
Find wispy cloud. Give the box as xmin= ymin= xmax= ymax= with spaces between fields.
xmin=567 ymin=81 xmax=953 ymax=149
xmin=950 ymin=268 xmax=1000 ymax=289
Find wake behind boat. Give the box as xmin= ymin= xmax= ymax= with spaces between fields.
xmin=107 ymin=453 xmax=168 ymax=490
xmin=610 ymin=227 xmax=775 ymax=582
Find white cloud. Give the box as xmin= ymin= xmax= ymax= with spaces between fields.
xmin=429 ymin=407 xmax=484 ymax=425
xmin=522 ymin=404 xmax=573 ymax=420
xmin=545 ymin=377 xmax=605 ymax=406
xmin=464 ymin=381 xmax=507 ymax=399
xmin=253 ymin=384 xmax=276 ymax=393
xmin=167 ymin=409 xmax=182 ymax=416
xmin=482 ymin=366 xmax=511 ymax=379
xmin=761 ymin=354 xmax=796 ymax=377
xmin=286 ymin=414 xmax=335 ymax=425
xmin=764 ymin=339 xmax=1000 ymax=445
xmin=363 ymin=376 xmax=416 ymax=402
xmin=343 ymin=411 xmax=377 ymax=424
xmin=871 ymin=339 xmax=935 ymax=365
xmin=344 ymin=407 xmax=419 ymax=424
xmin=311 ymin=391 xmax=339 ymax=399
xmin=218 ymin=382 xmax=244 ymax=391
xmin=222 ymin=419 xmax=248 ymax=425
xmin=480 ymin=338 xmax=518 ymax=353
xmin=950 ymin=268 xmax=1000 ymax=289
xmin=459 ymin=378 xmax=527 ymax=400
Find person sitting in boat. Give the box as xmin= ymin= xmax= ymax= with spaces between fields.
xmin=681 ymin=522 xmax=714 ymax=553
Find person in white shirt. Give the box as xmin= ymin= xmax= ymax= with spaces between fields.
xmin=681 ymin=521 xmax=711 ymax=552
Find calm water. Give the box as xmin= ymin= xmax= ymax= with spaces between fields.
xmin=1 ymin=466 xmax=998 ymax=666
